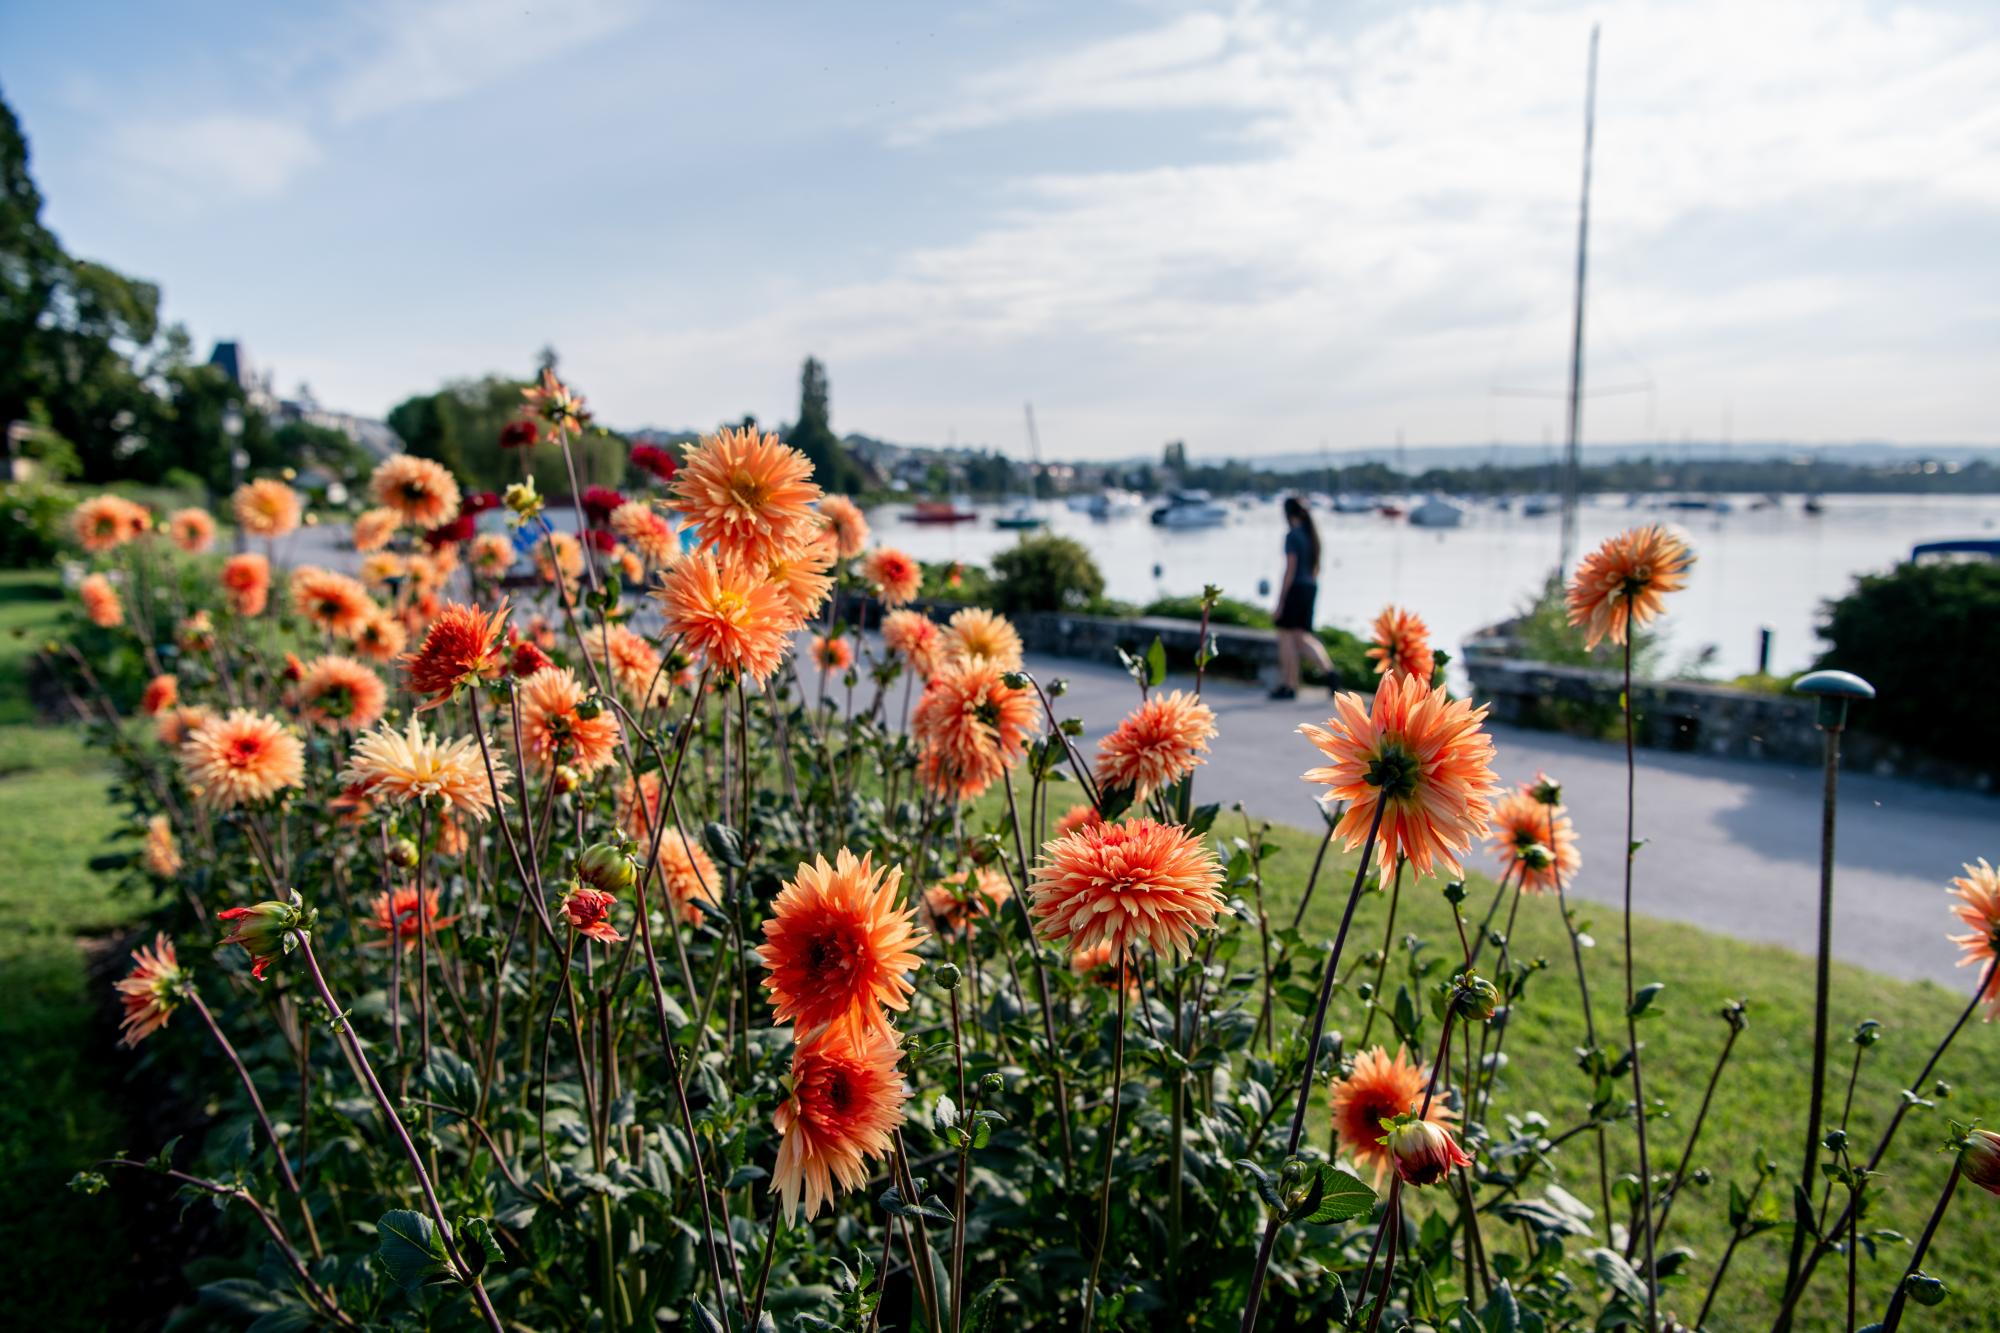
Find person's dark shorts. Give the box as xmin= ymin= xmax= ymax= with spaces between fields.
xmin=1275 ymin=580 xmax=1317 ymax=630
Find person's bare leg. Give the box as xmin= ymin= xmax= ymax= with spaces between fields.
xmin=1301 ymin=629 xmax=1332 ymax=679
xmin=1276 ymin=630 xmax=1300 ymax=692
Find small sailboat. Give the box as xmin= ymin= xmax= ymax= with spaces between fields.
xmin=993 ymin=502 xmax=1044 ymax=530
xmin=1408 ymin=495 xmax=1465 ymax=529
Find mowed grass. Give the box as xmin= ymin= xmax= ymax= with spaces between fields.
xmin=0 ymin=570 xmax=142 ymax=1329
xmin=1242 ymin=815 xmax=2000 ymax=1331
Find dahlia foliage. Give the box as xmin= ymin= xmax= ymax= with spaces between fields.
xmin=50 ymin=443 xmax=1999 ymax=1333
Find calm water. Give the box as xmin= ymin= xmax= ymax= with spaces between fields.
xmin=867 ymin=494 xmax=2000 ymax=678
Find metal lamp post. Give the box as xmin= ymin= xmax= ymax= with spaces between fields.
xmin=223 ymin=405 xmax=246 ymax=552
xmin=1777 ymin=667 xmax=1875 ymax=1326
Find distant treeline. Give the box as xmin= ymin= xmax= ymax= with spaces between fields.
xmin=1154 ymin=455 xmax=2000 ymax=497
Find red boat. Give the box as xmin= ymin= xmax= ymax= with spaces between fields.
xmin=907 ymin=500 xmax=978 ymax=524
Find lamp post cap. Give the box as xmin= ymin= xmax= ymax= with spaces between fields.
xmin=1793 ymin=669 xmax=1875 ymax=701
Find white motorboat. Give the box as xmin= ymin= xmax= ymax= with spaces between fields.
xmin=1149 ymin=490 xmax=1230 ymax=528
xmin=1408 ymin=495 xmax=1465 ymax=529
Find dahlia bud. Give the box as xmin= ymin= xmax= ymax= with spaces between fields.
xmin=573 ymin=696 xmax=603 ymax=721
xmin=217 ymin=893 xmax=310 ymax=980
xmin=1963 ymin=1128 xmax=2000 ymax=1196
xmin=562 ymin=886 xmax=622 ymax=943
xmin=504 ymin=479 xmax=543 ymax=519
xmin=1382 ymin=1115 xmax=1474 ymax=1187
xmin=552 ymin=764 xmax=580 ymax=795
xmin=510 ymin=640 xmax=552 ymax=677
xmin=282 ymin=652 xmax=307 ymax=683
xmin=388 ymin=837 xmax=419 ymax=869
xmin=1528 ymin=772 xmax=1563 ymax=806
xmin=576 ymin=843 xmax=634 ymax=894
xmin=1454 ymin=973 xmax=1501 ymax=1021
xmin=933 ymin=963 xmax=962 ymax=992
xmin=1518 ymin=842 xmax=1554 ymax=873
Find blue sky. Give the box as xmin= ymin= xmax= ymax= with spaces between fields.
xmin=4 ymin=0 xmax=1997 ymax=459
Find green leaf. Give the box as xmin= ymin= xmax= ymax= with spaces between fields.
xmin=1144 ymin=636 xmax=1167 ymax=687
xmin=965 ymin=1279 xmax=1012 ymax=1332
xmin=933 ymin=1094 xmax=960 ymax=1135
xmin=1480 ymin=1279 xmax=1520 ymax=1333
xmin=1627 ymin=983 xmax=1666 ymax=1019
xmin=701 ymin=821 xmax=746 ymax=869
xmin=1303 ymin=1165 xmax=1376 ymax=1224
xmin=421 ymin=1048 xmax=482 ymax=1118
xmin=376 ymin=1209 xmax=453 ymax=1293
xmin=689 ymin=1298 xmax=727 ymax=1333
xmin=1588 ymin=1248 xmax=1647 ymax=1305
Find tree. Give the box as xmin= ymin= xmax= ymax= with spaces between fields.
xmin=388 ymin=373 xmax=626 ymax=496
xmin=1162 ymin=440 xmax=1188 ymax=474
xmin=785 ymin=357 xmax=861 ymax=493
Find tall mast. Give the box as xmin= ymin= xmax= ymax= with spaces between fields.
xmin=1558 ymin=24 xmax=1599 ymax=573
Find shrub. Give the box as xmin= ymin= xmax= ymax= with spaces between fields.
xmin=989 ymin=533 xmax=1104 ymax=613
xmin=1816 ymin=558 xmax=2000 ymax=779
xmin=1143 ymin=593 xmax=1273 ymax=628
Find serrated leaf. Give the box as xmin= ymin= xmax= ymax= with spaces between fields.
xmin=1304 ymin=1166 xmax=1375 ymax=1224
xmin=376 ymin=1209 xmax=453 ymax=1293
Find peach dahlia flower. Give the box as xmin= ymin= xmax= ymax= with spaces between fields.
xmin=1094 ymin=688 xmax=1216 ymax=799
xmin=772 ymin=1024 xmax=907 ymax=1221
xmin=232 ymin=479 xmax=302 ymax=539
xmin=182 ymin=710 xmax=305 ymax=809
xmin=1566 ymin=524 xmax=1694 ymax=649
xmin=1329 ymin=1045 xmax=1457 ymax=1183
xmin=759 ymin=849 xmax=926 ymax=1042
xmin=1029 ymin=817 xmax=1223 ymax=959
xmin=1367 ymin=605 xmax=1433 ymax=683
xmin=670 ymin=425 xmax=822 ymax=569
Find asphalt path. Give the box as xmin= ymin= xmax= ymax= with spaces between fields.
xmin=280 ymin=521 xmax=1991 ymax=986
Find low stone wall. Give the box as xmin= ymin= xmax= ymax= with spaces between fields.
xmin=1465 ymin=657 xmax=1993 ymax=790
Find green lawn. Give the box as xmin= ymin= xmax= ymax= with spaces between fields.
xmin=1246 ymin=815 xmax=2000 ymax=1331
xmin=0 ymin=571 xmax=142 ymax=1329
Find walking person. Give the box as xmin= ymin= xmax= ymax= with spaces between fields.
xmin=1271 ymin=496 xmax=1334 ymax=699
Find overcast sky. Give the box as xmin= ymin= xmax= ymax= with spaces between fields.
xmin=5 ymin=0 xmax=1997 ymax=459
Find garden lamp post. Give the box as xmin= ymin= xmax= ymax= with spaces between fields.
xmin=1777 ymin=667 xmax=1875 ymax=1327
xmin=223 ymin=404 xmax=246 ymax=552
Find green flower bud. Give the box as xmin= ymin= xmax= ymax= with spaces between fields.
xmin=934 ymin=963 xmax=962 ymax=991
xmin=576 ymin=843 xmax=635 ymax=894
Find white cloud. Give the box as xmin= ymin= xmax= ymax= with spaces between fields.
xmin=323 ymin=0 xmax=646 ymax=123
xmin=106 ymin=113 xmax=322 ymax=208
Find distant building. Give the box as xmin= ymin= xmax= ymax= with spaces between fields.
xmin=206 ymin=340 xmax=402 ymax=462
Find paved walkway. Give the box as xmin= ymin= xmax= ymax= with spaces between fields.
xmin=1032 ymin=654 xmax=1993 ymax=988
xmin=281 ymin=522 xmax=1988 ymax=986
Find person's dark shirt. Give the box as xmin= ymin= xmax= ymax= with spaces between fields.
xmin=1284 ymin=525 xmax=1316 ymax=585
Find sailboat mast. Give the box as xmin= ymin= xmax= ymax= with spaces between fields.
xmin=1558 ymin=24 xmax=1599 ymax=573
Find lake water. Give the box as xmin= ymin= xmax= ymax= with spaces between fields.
xmin=866 ymin=493 xmax=2000 ymax=679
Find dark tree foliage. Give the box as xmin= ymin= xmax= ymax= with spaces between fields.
xmin=785 ymin=357 xmax=862 ymax=493
xmin=388 ymin=374 xmax=625 ymax=496
xmin=1816 ymin=559 xmax=2000 ymax=778
xmin=989 ymin=533 xmax=1105 ymax=613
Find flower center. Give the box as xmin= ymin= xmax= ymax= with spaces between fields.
xmin=1366 ymin=743 xmax=1421 ymax=801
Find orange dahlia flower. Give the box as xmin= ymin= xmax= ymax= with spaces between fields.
xmin=1949 ymin=859 xmax=2000 ymax=1017
xmin=817 ymin=495 xmax=870 ymax=559
xmin=144 ymin=813 xmax=182 ymax=877
xmin=911 ymin=659 xmax=1040 ymax=800
xmin=72 ymin=494 xmax=150 ymax=552
xmin=652 ymin=547 xmax=792 ymax=682
xmin=156 ymin=704 xmax=213 ymax=748
xmin=1329 ymin=1045 xmax=1457 ymax=1182
xmin=369 ymin=454 xmax=462 ymax=530
xmin=403 ymin=600 xmax=508 ymax=708
xmin=1030 ymin=817 xmax=1223 ymax=958
xmin=341 ymin=717 xmax=507 ymax=820
xmin=351 ymin=609 xmax=409 ymax=664
xmin=182 ymin=710 xmax=305 ymax=808
xmin=1486 ymin=787 xmax=1579 ymax=894
xmin=659 ymin=828 xmax=720 ymax=924
xmin=221 ymin=552 xmax=271 ymax=616
xmin=943 ymin=607 xmax=1024 ymax=672
xmin=1566 ymin=524 xmax=1694 ymax=649
xmin=811 ymin=633 xmax=853 ymax=674
xmin=522 ymin=368 xmax=590 ymax=435
xmin=881 ymin=610 xmax=942 ymax=678
xmin=167 ymin=507 xmax=216 ymax=553
xmin=535 ymin=530 xmax=584 ymax=588
xmin=232 ymin=479 xmax=302 ymax=538
xmin=517 ymin=665 xmax=620 ymax=775
xmin=1068 ymin=939 xmax=1139 ymax=994
xmin=115 ymin=934 xmax=186 ymax=1046
xmin=862 ymin=547 xmax=922 ymax=608
xmin=468 ymin=532 xmax=514 ymax=577
xmin=1385 ymin=1116 xmax=1475 ymax=1187
xmin=670 ymin=425 xmax=822 ymax=569
xmin=296 ymin=654 xmax=388 ymax=731
xmin=759 ymin=849 xmax=925 ymax=1041
xmin=610 ymin=499 xmax=678 ymax=565
xmin=588 ymin=623 xmax=668 ymax=705
xmin=773 ymin=1023 xmax=908 ymax=1221
xmin=140 ymin=673 xmax=178 ymax=716
xmin=352 ymin=506 xmax=400 ymax=553
xmin=1367 ymin=605 xmax=1433 ymax=682
xmin=765 ymin=532 xmax=837 ymax=625
xmin=1054 ymin=802 xmax=1104 ymax=839
xmin=289 ymin=566 xmax=376 ymax=637
xmin=923 ymin=867 xmax=1012 ymax=939
xmin=79 ymin=573 xmax=122 ymax=627
xmin=1095 ymin=689 xmax=1216 ymax=799
xmin=1300 ymin=671 xmax=1498 ymax=878
xmin=367 ymin=885 xmax=458 ymax=950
